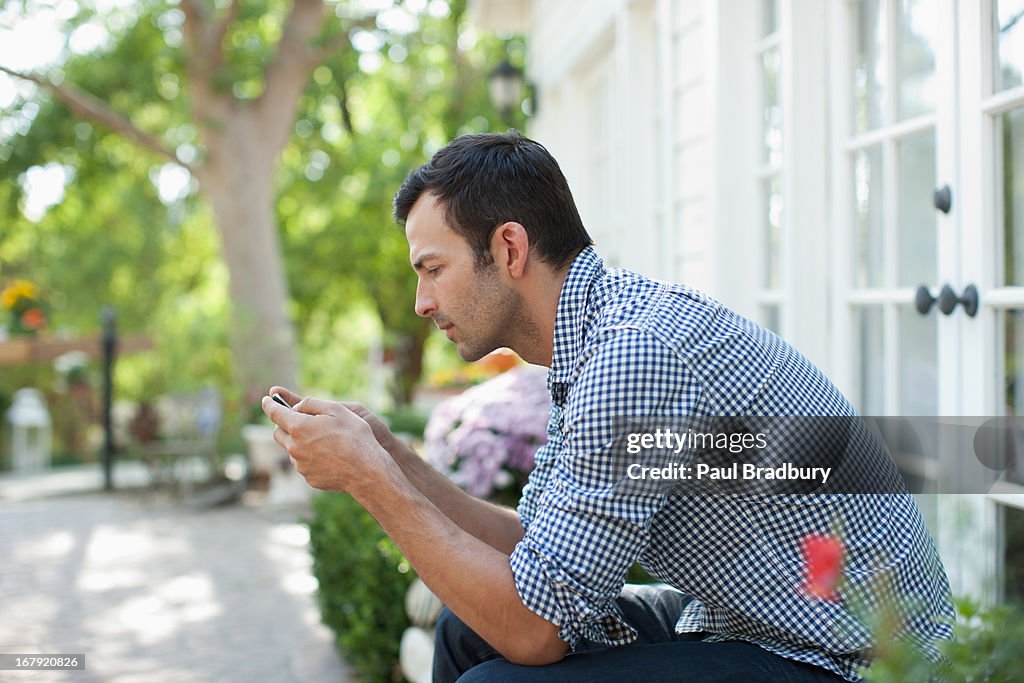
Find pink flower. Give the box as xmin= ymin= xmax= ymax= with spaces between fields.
xmin=800 ymin=533 xmax=843 ymax=602
xmin=425 ymin=365 xmax=549 ymax=499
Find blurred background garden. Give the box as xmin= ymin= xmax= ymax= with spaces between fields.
xmin=0 ymin=0 xmax=530 ymax=468
xmin=0 ymin=1 xmax=539 ymax=680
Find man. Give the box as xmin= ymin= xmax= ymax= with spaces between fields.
xmin=263 ymin=132 xmax=953 ymax=682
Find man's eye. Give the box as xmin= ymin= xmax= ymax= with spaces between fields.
xmin=427 ymin=267 xmax=440 ymax=276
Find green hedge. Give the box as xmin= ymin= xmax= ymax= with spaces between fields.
xmin=381 ymin=408 xmax=429 ymax=439
xmin=307 ymin=492 xmax=416 ymax=682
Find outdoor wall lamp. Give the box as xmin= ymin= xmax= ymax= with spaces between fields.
xmin=488 ymin=58 xmax=525 ymax=120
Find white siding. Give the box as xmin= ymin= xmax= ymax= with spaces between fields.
xmin=667 ymin=2 xmax=716 ymax=293
xmin=579 ymin=54 xmax=618 ymax=263
xmin=525 ymin=0 xmax=667 ymax=277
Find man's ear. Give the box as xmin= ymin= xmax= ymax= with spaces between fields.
xmin=491 ymin=222 xmax=530 ymax=279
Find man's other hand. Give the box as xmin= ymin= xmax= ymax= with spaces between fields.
xmin=261 ymin=386 xmax=390 ymax=494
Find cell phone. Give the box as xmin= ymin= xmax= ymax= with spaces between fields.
xmin=271 ymin=393 xmax=293 ymax=409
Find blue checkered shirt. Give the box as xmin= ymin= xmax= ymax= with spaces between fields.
xmin=509 ymin=248 xmax=954 ymax=681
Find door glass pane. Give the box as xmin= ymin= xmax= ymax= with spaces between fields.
xmin=996 ymin=0 xmax=1024 ymax=92
xmin=1000 ymin=108 xmax=1024 ymax=286
xmin=855 ymin=0 xmax=887 ymax=134
xmin=761 ymin=304 xmax=780 ymax=334
xmin=1007 ymin=310 xmax=1024 ymax=414
xmin=855 ymin=145 xmax=885 ymax=288
xmin=1006 ymin=309 xmax=1024 ymax=413
xmin=898 ymin=131 xmax=937 ymax=286
xmin=762 ymin=0 xmax=779 ymax=37
xmin=858 ymin=306 xmax=885 ymax=414
xmin=1002 ymin=504 xmax=1024 ymax=604
xmin=899 ymin=306 xmax=938 ymax=415
xmin=1004 ymin=311 xmax=1024 ymax=486
xmin=762 ymin=47 xmax=783 ymax=166
xmin=897 ymin=0 xmax=938 ymax=120
xmin=763 ymin=174 xmax=783 ymax=288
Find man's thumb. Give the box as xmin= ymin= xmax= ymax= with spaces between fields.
xmin=293 ymin=396 xmax=338 ymax=416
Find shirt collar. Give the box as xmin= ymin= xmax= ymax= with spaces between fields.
xmin=549 ymin=246 xmax=605 ymax=387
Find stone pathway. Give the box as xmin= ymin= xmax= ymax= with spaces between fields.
xmin=0 ymin=470 xmax=352 ymax=682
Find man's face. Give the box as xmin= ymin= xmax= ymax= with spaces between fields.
xmin=405 ymin=194 xmax=519 ymax=362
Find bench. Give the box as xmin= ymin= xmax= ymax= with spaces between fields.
xmin=130 ymin=390 xmax=222 ymax=492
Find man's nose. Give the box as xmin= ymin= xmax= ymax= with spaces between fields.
xmin=415 ymin=281 xmax=437 ymax=318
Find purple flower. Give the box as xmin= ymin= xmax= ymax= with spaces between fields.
xmin=425 ymin=365 xmax=550 ymax=499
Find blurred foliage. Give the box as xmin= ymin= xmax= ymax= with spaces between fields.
xmin=0 ymin=0 xmax=526 ymax=462
xmin=381 ymin=405 xmax=428 ymax=438
xmin=625 ymin=562 xmax=657 ymax=585
xmin=865 ymin=597 xmax=1024 ymax=681
xmin=307 ymin=491 xmax=416 ymax=683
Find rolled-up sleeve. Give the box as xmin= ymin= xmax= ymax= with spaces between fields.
xmin=509 ymin=329 xmax=700 ymax=649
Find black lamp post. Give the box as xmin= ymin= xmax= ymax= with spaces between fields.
xmin=101 ymin=306 xmax=117 ymax=491
xmin=488 ymin=59 xmax=525 ymax=123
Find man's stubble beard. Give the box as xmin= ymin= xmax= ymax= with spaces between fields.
xmin=457 ymin=265 xmax=541 ymax=363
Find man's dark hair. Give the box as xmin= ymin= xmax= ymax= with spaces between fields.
xmin=393 ymin=131 xmax=592 ymax=269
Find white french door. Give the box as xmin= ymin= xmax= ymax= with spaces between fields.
xmin=832 ymin=0 xmax=1024 ymax=602
xmin=959 ymin=0 xmax=1024 ymax=603
xmin=831 ymin=0 xmax=957 ymax=418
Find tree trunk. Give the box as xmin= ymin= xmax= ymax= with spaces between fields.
xmin=179 ymin=0 xmax=330 ymax=404
xmin=201 ymin=109 xmax=299 ymax=403
xmin=389 ymin=329 xmax=427 ymax=406
xmin=380 ymin=312 xmax=432 ymax=407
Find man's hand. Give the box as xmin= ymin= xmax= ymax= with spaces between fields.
xmin=340 ymin=401 xmax=399 ymax=456
xmin=261 ymin=386 xmax=391 ymax=494
xmin=268 ymin=387 xmax=400 ymax=457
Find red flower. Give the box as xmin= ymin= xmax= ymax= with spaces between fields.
xmin=800 ymin=533 xmax=843 ymax=601
xmin=20 ymin=307 xmax=47 ymax=330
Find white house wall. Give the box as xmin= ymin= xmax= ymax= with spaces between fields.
xmin=670 ymin=0 xmax=716 ymax=294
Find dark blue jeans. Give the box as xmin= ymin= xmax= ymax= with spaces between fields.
xmin=433 ymin=584 xmax=847 ymax=683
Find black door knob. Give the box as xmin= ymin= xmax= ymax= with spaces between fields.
xmin=916 ymin=284 xmax=979 ymax=317
xmin=934 ymin=185 xmax=952 ymax=214
xmin=937 ymin=284 xmax=979 ymax=317
xmin=937 ymin=284 xmax=959 ymax=315
xmin=915 ymin=285 xmax=936 ymax=315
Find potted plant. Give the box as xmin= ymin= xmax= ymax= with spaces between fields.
xmin=1 ymin=279 xmax=49 ymax=337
